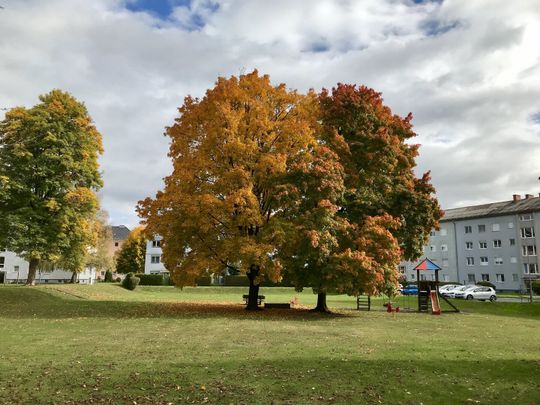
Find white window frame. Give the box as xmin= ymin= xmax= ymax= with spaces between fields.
xmin=480 ymin=257 xmax=488 ymax=265
xmin=150 ymin=255 xmax=161 ymax=264
xmin=466 ymin=257 xmax=475 ymax=266
xmin=520 ymin=227 xmax=535 ymax=238
xmin=494 ymin=257 xmax=503 ymax=265
xmin=508 ymin=222 xmax=514 ymax=229
xmin=510 ymin=257 xmax=517 ymax=263
xmin=466 ymin=241 xmax=473 ymax=250
xmin=520 ymin=214 xmax=533 ymax=221
xmin=492 ymin=223 xmax=500 ymax=232
xmin=442 ymin=258 xmax=449 ymax=267
xmin=493 ymin=240 xmax=501 ymax=248
xmin=522 ymin=245 xmax=537 ymax=256
xmin=479 ymin=241 xmax=487 ymax=249
xmin=465 ymin=226 xmax=472 ymax=234
xmin=430 ymin=245 xmax=437 ymax=252
xmin=440 ymin=228 xmax=447 ymax=236
xmin=481 ymin=273 xmax=490 ymax=281
xmin=524 ymin=263 xmax=538 ymax=274
xmin=496 ymin=274 xmax=505 ymax=283
xmin=441 ymin=244 xmax=448 ymax=251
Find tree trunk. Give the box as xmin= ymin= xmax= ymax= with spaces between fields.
xmin=25 ymin=258 xmax=39 ymax=286
xmin=246 ymin=265 xmax=261 ymax=310
xmin=312 ymin=292 xmax=330 ymax=313
xmin=70 ymin=271 xmax=77 ymax=283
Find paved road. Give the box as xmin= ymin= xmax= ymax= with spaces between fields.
xmin=497 ymin=297 xmax=540 ymax=303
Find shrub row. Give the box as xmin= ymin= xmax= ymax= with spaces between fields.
xmin=134 ymin=273 xmax=164 ymax=286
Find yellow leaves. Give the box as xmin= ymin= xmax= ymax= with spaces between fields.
xmin=45 ymin=198 xmax=60 ymax=212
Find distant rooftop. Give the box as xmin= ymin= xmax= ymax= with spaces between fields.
xmin=442 ymin=194 xmax=540 ymax=222
xmin=111 ymin=225 xmax=131 ymax=241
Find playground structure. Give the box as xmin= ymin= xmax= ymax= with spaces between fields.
xmin=414 ymin=258 xmax=459 ymax=314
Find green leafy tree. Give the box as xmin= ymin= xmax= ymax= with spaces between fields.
xmin=0 ymin=90 xmax=104 ymax=285
xmin=115 ymin=226 xmax=146 ymax=274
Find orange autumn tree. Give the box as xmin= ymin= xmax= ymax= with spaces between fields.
xmin=137 ymin=71 xmax=319 ymax=309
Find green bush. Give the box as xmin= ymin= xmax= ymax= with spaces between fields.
xmin=477 ymin=281 xmax=496 ymax=289
xmin=196 ymin=275 xmax=212 ymax=286
xmin=530 ymin=280 xmax=540 ymax=295
xmin=121 ymin=273 xmax=140 ymax=290
xmin=104 ymin=270 xmax=113 ymax=283
xmin=224 ymin=275 xmax=250 ymax=286
xmin=135 ymin=273 xmax=164 ymax=286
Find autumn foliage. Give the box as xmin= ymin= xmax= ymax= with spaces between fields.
xmin=138 ymin=72 xmax=441 ymax=310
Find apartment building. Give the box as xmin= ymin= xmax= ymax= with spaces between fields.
xmin=144 ymin=236 xmax=168 ymax=275
xmin=400 ymin=194 xmax=540 ymax=291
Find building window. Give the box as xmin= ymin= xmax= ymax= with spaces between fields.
xmin=468 ymin=274 xmax=476 ymax=283
xmin=510 ymin=238 xmax=516 ymax=246
xmin=494 ymin=257 xmax=503 ymax=265
xmin=478 ymin=224 xmax=486 ymax=233
xmin=480 ymin=257 xmax=488 ymax=265
xmin=508 ymin=222 xmax=514 ymax=229
xmin=152 ymin=240 xmax=161 ymax=248
xmin=522 ymin=245 xmax=537 ymax=256
xmin=150 ymin=255 xmax=161 ymax=264
xmin=443 ymin=275 xmax=450 ymax=282
xmin=466 ymin=257 xmax=475 ymax=266
xmin=430 ymin=245 xmax=436 ymax=252
xmin=398 ymin=265 xmax=406 ymax=273
xmin=430 ymin=230 xmax=436 ymax=236
xmin=492 ymin=223 xmax=500 ymax=232
xmin=411 ymin=273 xmax=415 ymax=280
xmin=520 ymin=227 xmax=535 ymax=238
xmin=114 ymin=242 xmax=119 ymax=247
xmin=520 ymin=214 xmax=533 ymax=221
xmin=465 ymin=226 xmax=472 ymax=234
xmin=479 ymin=241 xmax=487 ymax=249
xmin=0 ymin=256 xmax=4 ymax=268
xmin=524 ymin=263 xmax=539 ymax=274
xmin=420 ymin=274 xmax=426 ymax=281
xmin=440 ymin=228 xmax=447 ymax=236
xmin=510 ymin=257 xmax=517 ymax=263
xmin=466 ymin=241 xmax=473 ymax=250
xmin=481 ymin=273 xmax=490 ymax=281
xmin=496 ymin=274 xmax=505 ymax=283
xmin=513 ymin=273 xmax=519 ymax=282
xmin=493 ymin=240 xmax=501 ymax=248
xmin=441 ymin=244 xmax=448 ymax=251
xmin=442 ymin=258 xmax=449 ymax=267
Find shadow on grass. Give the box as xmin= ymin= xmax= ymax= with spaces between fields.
xmin=0 ymin=287 xmax=352 ymax=321
xmin=2 ymin=356 xmax=539 ymax=404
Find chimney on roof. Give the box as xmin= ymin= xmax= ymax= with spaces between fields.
xmin=525 ymin=194 xmax=533 ymax=199
xmin=512 ymin=194 xmax=521 ymax=202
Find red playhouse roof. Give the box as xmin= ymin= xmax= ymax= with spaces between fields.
xmin=414 ymin=258 xmax=442 ymax=271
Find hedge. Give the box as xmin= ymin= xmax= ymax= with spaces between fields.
xmin=135 ymin=273 xmax=164 ymax=286
xmin=224 ymin=275 xmax=250 ymax=286
xmin=530 ymin=280 xmax=540 ymax=295
xmin=196 ymin=275 xmax=212 ymax=286
xmin=477 ymin=281 xmax=496 ymax=289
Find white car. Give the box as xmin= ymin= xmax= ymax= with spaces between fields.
xmin=439 ymin=284 xmax=461 ymax=295
xmin=442 ymin=285 xmax=475 ymax=298
xmin=455 ymin=286 xmax=497 ymax=301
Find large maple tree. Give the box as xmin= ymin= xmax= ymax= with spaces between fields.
xmin=137 ymin=71 xmax=319 ymax=309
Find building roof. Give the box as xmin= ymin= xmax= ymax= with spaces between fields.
xmin=111 ymin=225 xmax=131 ymax=241
xmin=442 ymin=195 xmax=540 ymax=222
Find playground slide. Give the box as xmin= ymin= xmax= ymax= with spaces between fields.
xmin=430 ymin=291 xmax=441 ymax=315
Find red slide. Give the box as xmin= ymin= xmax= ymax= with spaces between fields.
xmin=430 ymin=291 xmax=441 ymax=315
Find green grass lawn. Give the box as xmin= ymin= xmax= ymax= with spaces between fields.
xmin=0 ymin=284 xmax=539 ymax=404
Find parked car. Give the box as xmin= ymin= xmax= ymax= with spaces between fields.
xmin=439 ymin=284 xmax=461 ymax=295
xmin=401 ymin=284 xmax=418 ymax=295
xmin=455 ymin=286 xmax=497 ymax=301
xmin=444 ymin=285 xmax=476 ymax=298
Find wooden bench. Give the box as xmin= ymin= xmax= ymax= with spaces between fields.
xmin=264 ymin=303 xmax=291 ymax=309
xmin=242 ymin=295 xmax=266 ymax=306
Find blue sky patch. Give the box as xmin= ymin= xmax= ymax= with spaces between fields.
xmin=125 ymin=0 xmax=190 ymax=20
xmin=421 ymin=19 xmax=460 ymax=36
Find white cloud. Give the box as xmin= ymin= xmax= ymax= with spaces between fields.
xmin=1 ymin=0 xmax=539 ymax=227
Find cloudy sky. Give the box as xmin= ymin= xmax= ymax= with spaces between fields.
xmin=1 ymin=0 xmax=539 ymax=228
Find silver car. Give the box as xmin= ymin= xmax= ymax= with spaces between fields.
xmin=443 ymin=285 xmax=476 ymax=298
xmin=455 ymin=286 xmax=497 ymax=301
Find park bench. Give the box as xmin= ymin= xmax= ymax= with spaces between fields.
xmin=242 ymin=294 xmax=265 ymax=306
xmin=264 ymin=303 xmax=291 ymax=309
